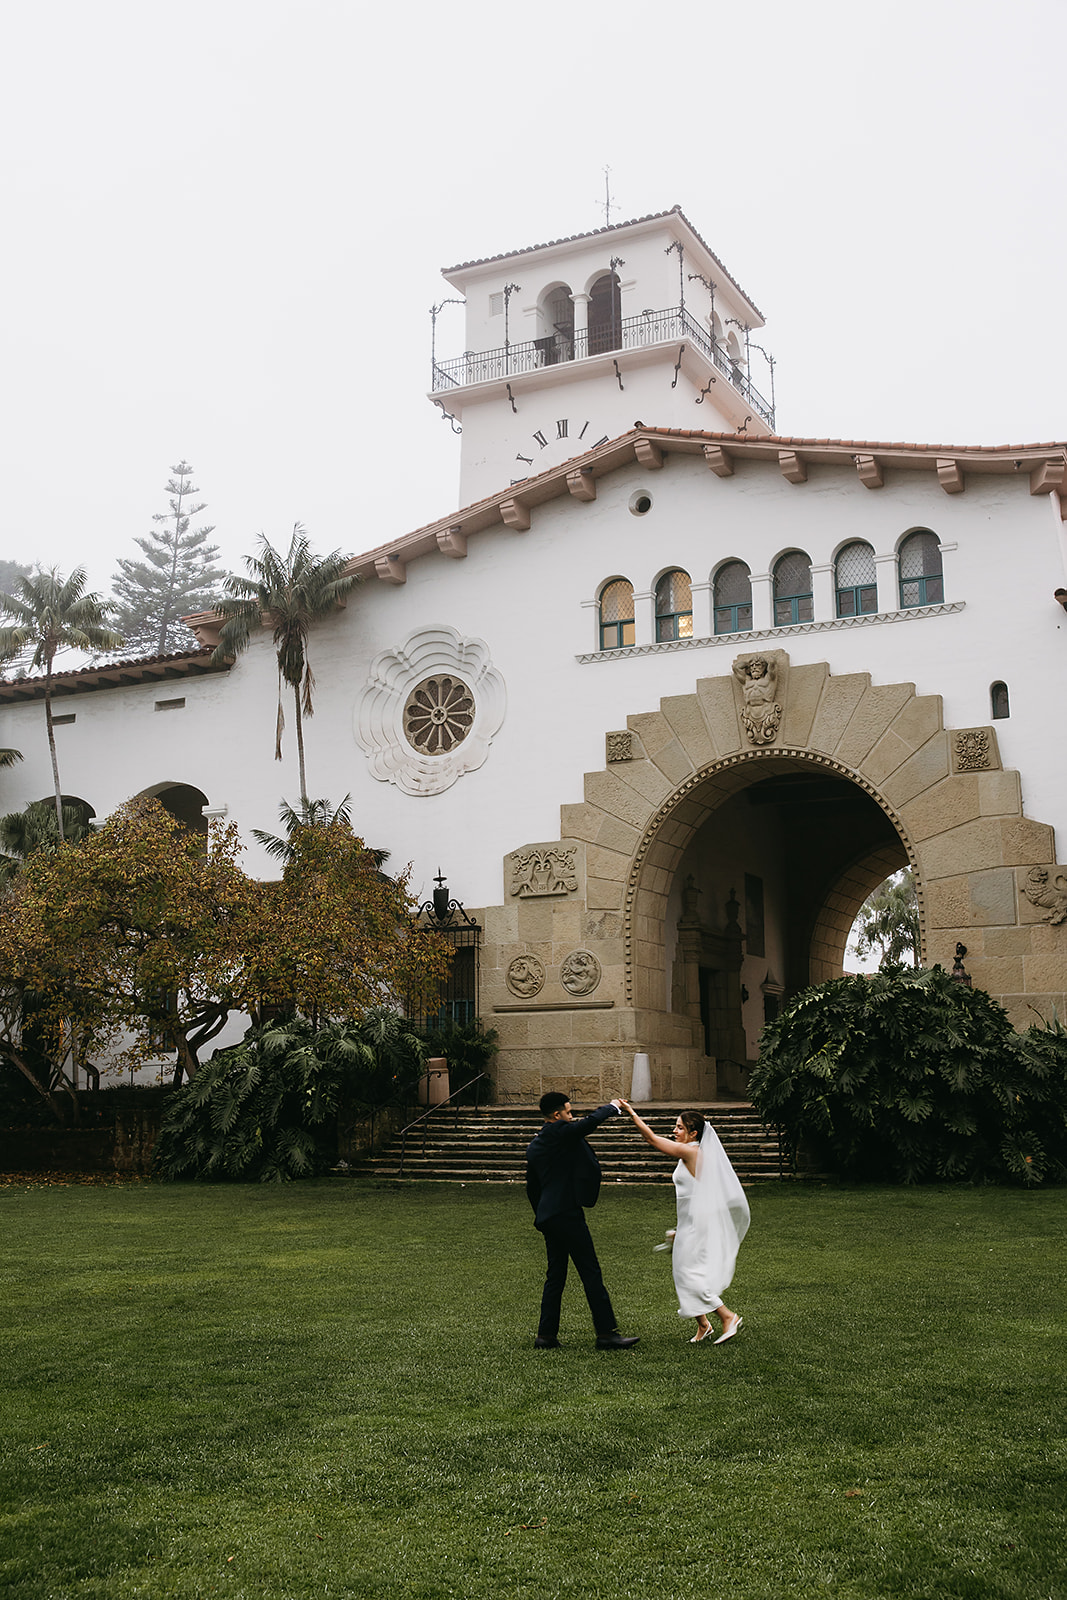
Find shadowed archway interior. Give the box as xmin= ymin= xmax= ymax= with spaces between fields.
xmin=626 ymin=752 xmax=914 ymax=1086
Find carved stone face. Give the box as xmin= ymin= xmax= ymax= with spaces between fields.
xmin=746 ymin=659 xmax=767 ymax=679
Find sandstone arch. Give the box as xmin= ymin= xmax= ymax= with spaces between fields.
xmin=485 ymin=654 xmax=1066 ymax=1102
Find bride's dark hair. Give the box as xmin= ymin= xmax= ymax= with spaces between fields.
xmin=678 ymin=1110 xmax=704 ymax=1140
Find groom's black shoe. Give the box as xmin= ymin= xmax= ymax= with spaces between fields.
xmin=534 ymin=1335 xmax=561 ymax=1348
xmin=596 ymin=1332 xmax=639 ymax=1349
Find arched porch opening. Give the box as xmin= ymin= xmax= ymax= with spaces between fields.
xmin=627 ymin=752 xmax=916 ymax=1096
xmin=135 ymin=782 xmax=210 ymax=837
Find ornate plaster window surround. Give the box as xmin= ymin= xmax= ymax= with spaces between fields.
xmin=355 ymin=626 xmax=506 ymax=796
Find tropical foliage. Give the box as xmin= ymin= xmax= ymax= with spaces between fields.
xmin=251 ymin=793 xmax=387 ymax=871
xmin=0 ymin=799 xmax=264 ymax=1108
xmin=0 ymin=567 xmax=122 ymax=838
xmin=110 ymin=460 xmax=225 ymax=655
xmin=243 ymin=806 xmax=450 ymax=1027
xmin=0 ymin=797 xmax=450 ymax=1114
xmin=212 ymin=527 xmax=358 ymax=802
xmin=419 ymin=1016 xmax=499 ymax=1101
xmin=849 ymin=867 xmax=921 ymax=968
xmin=0 ymin=797 xmax=95 ymax=880
xmin=152 ymin=1011 xmax=427 ymax=1182
xmin=749 ymin=967 xmax=1067 ymax=1185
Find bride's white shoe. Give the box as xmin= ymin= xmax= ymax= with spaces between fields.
xmin=712 ymin=1314 xmax=743 ymax=1344
xmin=689 ymin=1322 xmax=713 ymax=1343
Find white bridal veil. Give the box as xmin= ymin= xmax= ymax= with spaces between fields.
xmin=692 ymin=1121 xmax=751 ymax=1297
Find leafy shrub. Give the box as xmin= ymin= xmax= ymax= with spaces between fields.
xmin=749 ymin=969 xmax=1067 ymax=1185
xmin=153 ymin=1011 xmax=426 ymax=1182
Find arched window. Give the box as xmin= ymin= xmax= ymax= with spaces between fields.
xmin=773 ymin=551 xmax=813 ymax=626
xmin=537 ymin=284 xmax=574 ymax=367
xmin=588 ymin=272 xmax=622 ymax=356
xmin=835 ymin=541 xmax=878 ymax=617
xmin=898 ymin=531 xmax=944 ymax=608
xmin=599 ymin=579 xmax=635 ymax=650
xmin=713 ymin=561 xmax=752 ymax=635
xmin=991 ymin=681 xmax=1010 ymax=720
xmin=655 ymin=570 xmax=692 ymax=642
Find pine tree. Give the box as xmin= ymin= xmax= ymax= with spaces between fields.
xmin=111 ymin=461 xmax=225 ymax=656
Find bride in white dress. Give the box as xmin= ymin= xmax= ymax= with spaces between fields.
xmin=618 ymin=1103 xmax=749 ymax=1343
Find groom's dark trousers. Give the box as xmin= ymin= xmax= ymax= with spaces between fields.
xmin=526 ymin=1104 xmax=620 ymax=1340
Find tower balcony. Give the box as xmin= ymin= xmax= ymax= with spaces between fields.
xmin=430 ymin=304 xmax=775 ymax=430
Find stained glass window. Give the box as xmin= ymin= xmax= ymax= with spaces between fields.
xmin=655 ymin=570 xmax=693 ymax=641
xmin=599 ymin=579 xmax=635 ymax=649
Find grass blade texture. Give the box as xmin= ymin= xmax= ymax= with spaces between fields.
xmin=1 ymin=1180 xmax=1064 ymax=1599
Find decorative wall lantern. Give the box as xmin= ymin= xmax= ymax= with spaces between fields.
xmin=418 ymin=869 xmax=476 ymax=930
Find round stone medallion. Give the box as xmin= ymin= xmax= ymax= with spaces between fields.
xmin=560 ymin=950 xmax=602 ymax=996
xmin=505 ymin=954 xmax=545 ymax=998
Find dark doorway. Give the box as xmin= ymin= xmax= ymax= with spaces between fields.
xmin=588 ymin=273 xmax=622 ymax=355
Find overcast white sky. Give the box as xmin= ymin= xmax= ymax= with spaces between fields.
xmin=2 ymin=0 xmax=1064 ymax=596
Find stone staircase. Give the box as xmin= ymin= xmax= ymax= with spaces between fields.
xmin=356 ymin=1103 xmax=790 ymax=1185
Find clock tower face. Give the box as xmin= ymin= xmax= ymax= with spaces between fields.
xmin=509 ymin=415 xmax=610 ymax=485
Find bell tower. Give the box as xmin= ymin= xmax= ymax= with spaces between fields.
xmin=428 ymin=206 xmax=777 ymax=507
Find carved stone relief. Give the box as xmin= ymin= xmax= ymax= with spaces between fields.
xmin=403 ymin=675 xmax=474 ymax=754
xmin=509 ymin=846 xmax=579 ymax=899
xmin=1022 ymin=866 xmax=1067 ymax=926
xmin=733 ymin=651 xmax=783 ymax=746
xmin=606 ymin=730 xmax=634 ymax=762
xmin=354 ymin=625 xmax=506 ymax=796
xmin=560 ymin=950 xmax=602 ymax=996
xmin=952 ymin=728 xmax=998 ymax=773
xmin=505 ymin=955 xmax=546 ymax=997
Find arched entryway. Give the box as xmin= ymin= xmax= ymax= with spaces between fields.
xmin=626 ymin=751 xmax=915 ymax=1096
xmin=487 ymin=651 xmax=1066 ymax=1105
xmin=135 ymin=782 xmax=210 ymax=837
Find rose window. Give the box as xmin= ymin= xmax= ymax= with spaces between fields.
xmin=403 ymin=675 xmax=475 ymax=755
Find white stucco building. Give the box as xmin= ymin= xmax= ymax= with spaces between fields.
xmin=4 ymin=208 xmax=1066 ymax=1100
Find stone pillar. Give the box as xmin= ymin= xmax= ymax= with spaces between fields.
xmin=633 ymin=589 xmax=655 ymax=647
xmin=581 ymin=596 xmax=600 ymax=652
xmin=874 ymin=551 xmax=898 ymax=612
xmin=810 ymin=562 xmax=834 ymax=623
xmin=750 ymin=571 xmax=773 ymax=631
xmin=690 ymin=580 xmax=713 ymax=638
xmin=572 ymin=293 xmax=590 ymax=359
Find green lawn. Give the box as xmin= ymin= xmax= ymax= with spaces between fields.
xmin=1 ymin=1177 xmax=1064 ymax=1600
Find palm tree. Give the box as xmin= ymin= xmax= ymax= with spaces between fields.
xmin=0 ymin=798 xmax=95 ymax=881
xmin=251 ymin=794 xmax=389 ymax=870
xmin=0 ymin=570 xmax=122 ymax=840
xmin=212 ymin=526 xmax=358 ymax=803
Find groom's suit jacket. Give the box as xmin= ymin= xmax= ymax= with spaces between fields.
xmin=525 ymin=1104 xmax=620 ymax=1230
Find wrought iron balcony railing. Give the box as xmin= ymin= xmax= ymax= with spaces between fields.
xmin=430 ymin=304 xmax=775 ymax=428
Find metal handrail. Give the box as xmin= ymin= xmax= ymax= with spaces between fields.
xmin=397 ymin=1070 xmax=491 ymax=1176
xmin=430 ymin=304 xmax=775 ymax=427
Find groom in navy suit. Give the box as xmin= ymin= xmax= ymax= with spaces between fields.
xmin=525 ymin=1091 xmax=639 ymax=1350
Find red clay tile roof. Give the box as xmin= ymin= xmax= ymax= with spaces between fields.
xmin=342 ymin=427 xmax=1067 ymax=578
xmin=442 ymin=206 xmax=764 ymax=321
xmin=0 ymin=647 xmax=230 ymax=703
